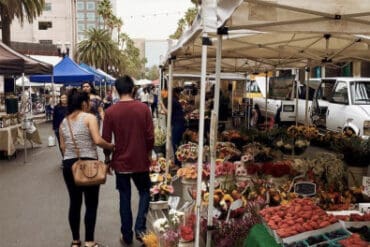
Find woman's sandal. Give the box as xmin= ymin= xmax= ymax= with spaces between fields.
xmin=71 ymin=241 xmax=81 ymax=247
xmin=84 ymin=243 xmax=104 ymax=247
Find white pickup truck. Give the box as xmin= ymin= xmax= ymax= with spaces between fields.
xmin=252 ymin=76 xmax=297 ymax=124
xmin=310 ymin=77 xmax=370 ymax=137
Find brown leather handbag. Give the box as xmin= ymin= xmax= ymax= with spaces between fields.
xmin=67 ymin=118 xmax=107 ymax=186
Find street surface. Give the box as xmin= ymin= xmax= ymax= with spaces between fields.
xmin=0 ymin=121 xmax=145 ymax=247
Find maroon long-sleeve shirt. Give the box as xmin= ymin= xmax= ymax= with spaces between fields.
xmin=102 ymin=100 xmax=154 ymax=173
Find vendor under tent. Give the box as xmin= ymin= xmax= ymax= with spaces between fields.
xmin=160 ymin=1 xmax=370 ymax=246
xmin=29 ymin=56 xmax=97 ymax=86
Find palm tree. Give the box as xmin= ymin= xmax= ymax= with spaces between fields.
xmin=0 ymin=0 xmax=45 ymax=45
xmin=97 ymin=0 xmax=112 ymax=29
xmin=76 ymin=28 xmax=121 ymax=71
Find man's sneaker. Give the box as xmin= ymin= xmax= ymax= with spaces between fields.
xmin=120 ymin=234 xmax=133 ymax=246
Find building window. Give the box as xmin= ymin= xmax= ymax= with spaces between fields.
xmin=78 ymin=23 xmax=85 ymax=32
xmin=77 ymin=2 xmax=84 ymax=10
xmin=44 ymin=2 xmax=52 ymax=11
xmin=39 ymin=40 xmax=53 ymax=44
xmin=38 ymin=21 xmax=52 ymax=30
xmin=77 ymin=13 xmax=85 ymax=20
xmin=86 ymin=12 xmax=95 ymax=21
xmin=78 ymin=34 xmax=85 ymax=42
xmin=87 ymin=23 xmax=95 ymax=29
xmin=86 ymin=2 xmax=95 ymax=10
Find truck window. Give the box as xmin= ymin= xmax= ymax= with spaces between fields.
xmin=350 ymin=81 xmax=370 ymax=104
xmin=331 ymin=82 xmax=348 ymax=104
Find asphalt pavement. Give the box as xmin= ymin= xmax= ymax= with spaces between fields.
xmin=0 ymin=121 xmax=146 ymax=247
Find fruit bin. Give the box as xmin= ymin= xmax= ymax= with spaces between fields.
xmin=280 ymin=222 xmax=345 ymax=245
xmin=283 ymin=229 xmax=350 ymax=247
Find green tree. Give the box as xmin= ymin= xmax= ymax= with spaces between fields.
xmin=145 ymin=65 xmax=159 ymax=80
xmin=97 ymin=0 xmax=112 ymax=29
xmin=76 ymin=28 xmax=121 ymax=72
xmin=0 ymin=0 xmax=45 ymax=45
xmin=169 ymin=6 xmax=198 ymax=39
xmin=119 ymin=33 xmax=146 ymax=78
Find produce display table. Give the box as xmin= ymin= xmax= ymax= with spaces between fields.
xmin=0 ymin=123 xmax=42 ymax=158
xmin=243 ymin=224 xmax=281 ymax=247
xmin=0 ymin=124 xmax=22 ymax=156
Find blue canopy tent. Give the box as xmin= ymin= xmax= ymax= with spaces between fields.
xmin=79 ymin=63 xmax=105 ymax=84
xmin=96 ymin=68 xmax=116 ymax=85
xmin=29 ymin=56 xmax=97 ymax=86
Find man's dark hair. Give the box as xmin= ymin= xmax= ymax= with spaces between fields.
xmin=115 ymin=75 xmax=134 ymax=96
xmin=67 ymin=88 xmax=89 ymax=115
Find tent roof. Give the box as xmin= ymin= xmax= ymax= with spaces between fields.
xmin=164 ymin=0 xmax=370 ymax=74
xmin=79 ymin=63 xmax=105 ymax=83
xmin=29 ymin=56 xmax=96 ymax=85
xmin=96 ymin=68 xmax=116 ymax=84
xmin=0 ymin=42 xmax=53 ymax=75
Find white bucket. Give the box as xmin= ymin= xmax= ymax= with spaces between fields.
xmin=347 ymin=166 xmax=368 ymax=188
xmin=48 ymin=135 xmax=56 ymax=147
xmin=181 ymin=178 xmax=197 ymax=202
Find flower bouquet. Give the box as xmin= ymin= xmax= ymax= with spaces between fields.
xmin=216 ymin=142 xmax=241 ymax=161
xmin=150 ymin=182 xmax=174 ymax=202
xmin=275 ymin=137 xmax=309 ymax=155
xmin=154 ymin=126 xmax=166 ymax=154
xmin=176 ymin=142 xmax=198 ymax=162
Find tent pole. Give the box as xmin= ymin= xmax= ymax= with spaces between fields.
xmin=265 ymin=72 xmax=268 ymax=128
xmin=164 ymin=60 xmax=173 ymax=182
xmin=22 ymin=73 xmax=27 ymax=163
xmin=295 ymin=68 xmax=299 ymax=127
xmin=206 ymin=34 xmax=222 ymax=247
xmin=195 ymin=31 xmax=209 ymax=247
xmin=305 ymin=61 xmax=311 ymax=125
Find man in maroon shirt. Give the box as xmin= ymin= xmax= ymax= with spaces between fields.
xmin=102 ymin=75 xmax=154 ymax=245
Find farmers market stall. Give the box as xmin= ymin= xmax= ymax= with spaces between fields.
xmin=154 ymin=1 xmax=370 ymax=246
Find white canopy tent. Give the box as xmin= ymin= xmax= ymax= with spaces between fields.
xmin=134 ymin=79 xmax=152 ymax=86
xmin=161 ymin=1 xmax=370 ymax=246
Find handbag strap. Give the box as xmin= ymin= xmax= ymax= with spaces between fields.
xmin=66 ymin=117 xmax=80 ymax=159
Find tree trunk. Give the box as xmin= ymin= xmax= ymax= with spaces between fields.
xmin=0 ymin=6 xmax=12 ymax=46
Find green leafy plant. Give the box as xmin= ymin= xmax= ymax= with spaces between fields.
xmin=331 ymin=135 xmax=370 ymax=166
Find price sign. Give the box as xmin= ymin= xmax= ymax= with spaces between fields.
xmin=362 ymin=176 xmax=370 ymax=197
xmin=294 ymin=182 xmax=316 ymax=197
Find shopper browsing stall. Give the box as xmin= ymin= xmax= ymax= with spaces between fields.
xmin=53 ymin=92 xmax=68 ymax=158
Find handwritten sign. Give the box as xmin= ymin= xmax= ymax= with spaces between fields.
xmin=294 ymin=182 xmax=316 ymax=197
xmin=362 ymin=176 xmax=370 ymax=197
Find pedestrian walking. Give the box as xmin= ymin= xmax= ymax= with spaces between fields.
xmin=81 ymin=82 xmax=105 ymax=126
xmin=53 ymin=92 xmax=68 ymax=158
xmin=102 ymin=75 xmax=154 ymax=245
xmin=59 ymin=89 xmax=114 ymax=247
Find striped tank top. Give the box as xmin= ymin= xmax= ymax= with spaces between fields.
xmin=60 ymin=112 xmax=98 ymax=160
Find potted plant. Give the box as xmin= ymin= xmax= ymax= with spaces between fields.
xmin=331 ymin=135 xmax=370 ymax=187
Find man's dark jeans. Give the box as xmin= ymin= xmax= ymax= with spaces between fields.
xmin=116 ymin=172 xmax=151 ymax=243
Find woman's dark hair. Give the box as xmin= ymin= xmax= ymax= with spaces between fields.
xmin=81 ymin=81 xmax=97 ymax=95
xmin=67 ymin=88 xmax=89 ymax=115
xmin=115 ymin=75 xmax=134 ymax=95
xmin=58 ymin=92 xmax=67 ymax=106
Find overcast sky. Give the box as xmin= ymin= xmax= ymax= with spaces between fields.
xmin=116 ymin=0 xmax=194 ymax=40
